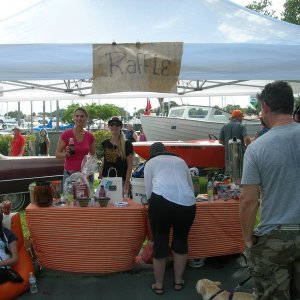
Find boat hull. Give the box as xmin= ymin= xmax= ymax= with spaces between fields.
xmin=140 ymin=114 xmax=260 ymax=141
xmin=133 ymin=140 xmax=225 ymax=168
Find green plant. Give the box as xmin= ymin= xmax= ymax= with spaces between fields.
xmin=93 ymin=129 xmax=111 ymax=160
xmin=0 ymin=134 xmax=13 ymax=155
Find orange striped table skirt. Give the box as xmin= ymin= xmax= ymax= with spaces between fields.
xmin=146 ymin=199 xmax=244 ymax=258
xmin=25 ymin=201 xmax=147 ymax=273
xmin=188 ymin=199 xmax=245 ymax=258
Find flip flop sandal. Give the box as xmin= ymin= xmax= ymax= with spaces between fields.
xmin=151 ymin=284 xmax=164 ymax=295
xmin=174 ymin=281 xmax=185 ymax=291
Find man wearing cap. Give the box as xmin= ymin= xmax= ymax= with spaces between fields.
xmin=219 ymin=109 xmax=251 ymax=175
xmin=11 ymin=126 xmax=25 ymax=157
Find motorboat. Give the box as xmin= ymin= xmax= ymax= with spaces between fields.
xmin=132 ymin=140 xmax=225 ymax=168
xmin=140 ymin=105 xmax=261 ymax=141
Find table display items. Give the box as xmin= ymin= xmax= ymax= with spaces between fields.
xmin=63 ymin=154 xmax=98 ymax=207
xmin=34 ymin=181 xmax=53 ymax=207
xmin=197 ymin=172 xmax=241 ymax=201
xmin=95 ymin=167 xmax=122 ymax=203
xmin=50 ymin=180 xmax=62 ymax=203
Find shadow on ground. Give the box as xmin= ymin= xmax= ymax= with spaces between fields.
xmin=17 ymin=254 xmax=254 ymax=300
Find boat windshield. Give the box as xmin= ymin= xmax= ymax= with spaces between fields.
xmin=169 ymin=108 xmax=185 ymax=118
xmin=188 ymin=107 xmax=208 ymax=119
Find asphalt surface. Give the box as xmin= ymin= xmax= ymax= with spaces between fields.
xmin=17 ymin=254 xmax=254 ymax=300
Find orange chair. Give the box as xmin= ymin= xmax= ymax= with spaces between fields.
xmin=0 ymin=213 xmax=34 ymax=300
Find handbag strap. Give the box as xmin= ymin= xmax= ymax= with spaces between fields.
xmin=107 ymin=167 xmax=118 ymax=177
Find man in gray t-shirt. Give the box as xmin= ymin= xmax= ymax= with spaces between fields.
xmin=240 ymin=81 xmax=300 ymax=300
xmin=219 ymin=109 xmax=250 ymax=175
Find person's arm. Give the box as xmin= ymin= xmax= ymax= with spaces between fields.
xmin=89 ymin=140 xmax=96 ymax=155
xmin=0 ymin=240 xmax=18 ymax=267
xmin=19 ymin=136 xmax=25 ymax=156
xmin=244 ymin=135 xmax=251 ymax=146
xmin=133 ymin=132 xmax=138 ymax=142
xmin=240 ymin=184 xmax=260 ymax=248
xmin=46 ymin=138 xmax=50 ymax=156
xmin=124 ymin=153 xmax=133 ymax=195
xmin=55 ymin=137 xmax=68 ymax=159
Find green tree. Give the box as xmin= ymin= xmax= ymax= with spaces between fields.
xmin=281 ymin=0 xmax=300 ymax=25
xmin=246 ymin=0 xmax=276 ymax=17
xmin=61 ymin=103 xmax=80 ymax=124
xmin=98 ymin=104 xmax=121 ymax=121
xmin=6 ymin=111 xmax=25 ymax=119
xmin=223 ymin=104 xmax=242 ymax=114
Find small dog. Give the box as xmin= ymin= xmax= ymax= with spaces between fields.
xmin=196 ymin=279 xmax=256 ymax=300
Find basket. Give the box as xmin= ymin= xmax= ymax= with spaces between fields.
xmin=77 ymin=198 xmax=90 ymax=207
xmin=95 ymin=197 xmax=110 ymax=207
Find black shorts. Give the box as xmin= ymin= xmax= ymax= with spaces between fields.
xmin=148 ymin=193 xmax=196 ymax=259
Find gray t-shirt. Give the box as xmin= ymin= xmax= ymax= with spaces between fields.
xmin=242 ymin=122 xmax=300 ymax=236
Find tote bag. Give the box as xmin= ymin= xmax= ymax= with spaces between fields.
xmin=99 ymin=167 xmax=123 ymax=203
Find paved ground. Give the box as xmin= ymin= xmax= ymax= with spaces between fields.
xmin=17 ymin=254 xmax=254 ymax=300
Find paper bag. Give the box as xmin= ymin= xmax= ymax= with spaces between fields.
xmin=99 ymin=167 xmax=123 ymax=203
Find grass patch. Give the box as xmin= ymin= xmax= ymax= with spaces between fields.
xmin=19 ymin=210 xmax=30 ymax=240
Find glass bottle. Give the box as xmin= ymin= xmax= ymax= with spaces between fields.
xmin=69 ymin=138 xmax=75 ymax=155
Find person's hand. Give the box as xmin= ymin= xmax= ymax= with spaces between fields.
xmin=65 ymin=146 xmax=71 ymax=158
xmin=245 ymin=235 xmax=258 ymax=248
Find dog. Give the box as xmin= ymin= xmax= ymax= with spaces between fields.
xmin=196 ymin=279 xmax=256 ymax=300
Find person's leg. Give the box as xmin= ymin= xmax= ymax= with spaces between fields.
xmin=173 ymin=251 xmax=188 ymax=288
xmin=171 ymin=203 xmax=196 ymax=290
xmin=291 ymin=237 xmax=300 ymax=300
xmin=247 ymin=230 xmax=295 ymax=300
xmin=152 ymin=257 xmax=167 ymax=293
xmin=148 ymin=194 xmax=171 ymax=293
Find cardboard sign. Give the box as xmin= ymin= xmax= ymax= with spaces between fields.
xmin=92 ymin=42 xmax=183 ymax=94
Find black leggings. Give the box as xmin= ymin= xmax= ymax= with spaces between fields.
xmin=148 ymin=193 xmax=196 ymax=259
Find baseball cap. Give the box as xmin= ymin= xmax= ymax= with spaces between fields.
xmin=231 ymin=110 xmax=244 ymax=118
xmin=108 ymin=116 xmax=123 ymax=127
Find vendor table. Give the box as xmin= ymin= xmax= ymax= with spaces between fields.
xmin=25 ymin=200 xmax=147 ymax=273
xmin=188 ymin=199 xmax=245 ymax=258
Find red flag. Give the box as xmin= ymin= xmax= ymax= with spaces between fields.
xmin=144 ymin=98 xmax=152 ymax=115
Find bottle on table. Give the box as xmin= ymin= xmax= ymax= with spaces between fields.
xmin=99 ymin=185 xmax=106 ymax=197
xmin=29 ymin=272 xmax=38 ymax=294
xmin=69 ymin=138 xmax=75 ymax=155
xmin=207 ymin=181 xmax=214 ymax=202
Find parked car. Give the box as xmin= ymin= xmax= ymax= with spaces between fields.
xmin=0 ymin=154 xmax=64 ymax=211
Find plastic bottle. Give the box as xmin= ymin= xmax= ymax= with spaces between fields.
xmin=99 ymin=185 xmax=106 ymax=198
xmin=29 ymin=272 xmax=38 ymax=294
xmin=69 ymin=138 xmax=75 ymax=155
xmin=207 ymin=181 xmax=213 ymax=202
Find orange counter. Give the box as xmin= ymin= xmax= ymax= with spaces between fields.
xmin=25 ymin=201 xmax=147 ymax=273
xmin=188 ymin=199 xmax=245 ymax=258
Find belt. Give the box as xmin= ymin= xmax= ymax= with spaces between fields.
xmin=277 ymin=224 xmax=300 ymax=231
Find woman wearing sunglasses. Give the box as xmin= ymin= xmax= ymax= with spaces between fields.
xmin=100 ymin=117 xmax=133 ymax=197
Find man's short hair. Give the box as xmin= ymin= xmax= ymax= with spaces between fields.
xmin=256 ymin=81 xmax=294 ymax=114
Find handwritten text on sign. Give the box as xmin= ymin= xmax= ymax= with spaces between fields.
xmin=92 ymin=42 xmax=183 ymax=94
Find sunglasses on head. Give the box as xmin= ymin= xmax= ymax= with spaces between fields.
xmin=109 ymin=122 xmax=121 ymax=127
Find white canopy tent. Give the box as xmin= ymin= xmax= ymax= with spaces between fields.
xmin=0 ymin=0 xmax=300 ymax=101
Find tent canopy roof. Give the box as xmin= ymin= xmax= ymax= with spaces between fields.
xmin=0 ymin=0 xmax=300 ymax=101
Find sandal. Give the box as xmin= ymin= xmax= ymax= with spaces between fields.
xmin=151 ymin=284 xmax=164 ymax=295
xmin=174 ymin=281 xmax=185 ymax=291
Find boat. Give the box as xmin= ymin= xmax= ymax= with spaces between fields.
xmin=140 ymin=105 xmax=261 ymax=141
xmin=133 ymin=140 xmax=225 ymax=168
